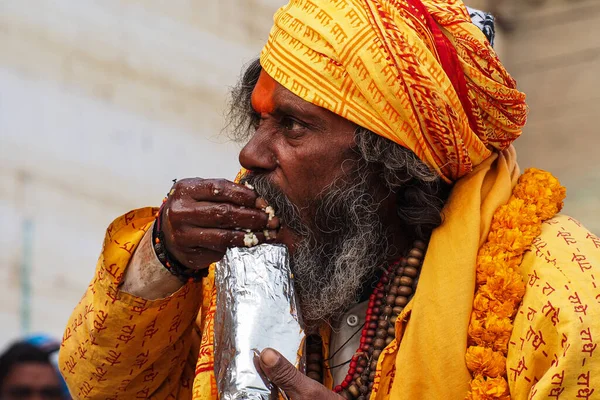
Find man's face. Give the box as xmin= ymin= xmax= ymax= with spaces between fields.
xmin=239 ymin=71 xmax=359 ymax=249
xmin=0 ymin=363 xmax=63 ymax=400
xmin=239 ymin=71 xmax=391 ymax=324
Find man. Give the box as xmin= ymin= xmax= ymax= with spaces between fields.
xmin=59 ymin=0 xmax=600 ymax=399
xmin=0 ymin=342 xmax=65 ymax=400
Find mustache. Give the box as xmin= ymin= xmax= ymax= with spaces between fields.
xmin=241 ymin=173 xmax=308 ymax=235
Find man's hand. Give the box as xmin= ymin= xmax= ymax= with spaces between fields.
xmin=259 ymin=348 xmax=343 ymax=400
xmin=162 ymin=178 xmax=279 ymax=271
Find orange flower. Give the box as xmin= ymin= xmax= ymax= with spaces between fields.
xmin=476 ymin=258 xmax=502 ymax=285
xmin=468 ymin=314 xmax=513 ymax=352
xmin=479 ymin=243 xmax=505 ymax=259
xmin=487 ymin=227 xmax=539 ymax=254
xmin=512 ymin=168 xmax=566 ymax=220
xmin=484 ymin=315 xmax=514 ymax=353
xmin=490 ymin=199 xmax=538 ymax=231
xmin=465 ymin=346 xmax=506 ymax=378
xmin=467 ymin=375 xmax=510 ymax=400
xmin=472 ymin=292 xmax=516 ymax=320
xmin=472 ymin=292 xmax=490 ymax=317
xmin=484 ymin=270 xmax=525 ymax=304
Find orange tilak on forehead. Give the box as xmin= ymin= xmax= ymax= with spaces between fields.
xmin=251 ymin=70 xmax=276 ymax=114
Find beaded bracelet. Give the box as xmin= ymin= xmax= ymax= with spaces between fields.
xmin=152 ymin=197 xmax=208 ymax=283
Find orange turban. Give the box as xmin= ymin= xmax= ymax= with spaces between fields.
xmin=260 ymin=0 xmax=528 ymax=182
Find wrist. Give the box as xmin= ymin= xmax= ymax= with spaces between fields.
xmin=121 ymin=226 xmax=184 ymax=300
xmin=153 ymin=203 xmax=208 ymax=283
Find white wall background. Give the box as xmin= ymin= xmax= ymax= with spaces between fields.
xmin=0 ymin=0 xmax=283 ymax=347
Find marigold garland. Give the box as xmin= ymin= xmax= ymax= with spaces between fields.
xmin=465 ymin=168 xmax=566 ymax=400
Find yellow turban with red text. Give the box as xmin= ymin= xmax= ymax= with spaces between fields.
xmin=260 ymin=0 xmax=528 ymax=182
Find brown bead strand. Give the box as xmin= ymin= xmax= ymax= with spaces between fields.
xmin=305 ymin=334 xmax=324 ymax=383
xmin=305 ymin=239 xmax=427 ymax=400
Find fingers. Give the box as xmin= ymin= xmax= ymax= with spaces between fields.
xmin=167 ymin=179 xmax=280 ymax=231
xmin=173 ymin=201 xmax=272 ymax=231
xmin=176 ymin=178 xmax=258 ymax=208
xmin=160 ymin=177 xmax=282 ymax=271
xmin=259 ymin=349 xmax=341 ymax=400
xmin=173 ymin=227 xmax=277 ymax=253
xmin=167 ymin=228 xmax=277 ymax=269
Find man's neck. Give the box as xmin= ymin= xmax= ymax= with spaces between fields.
xmin=360 ymin=193 xmax=412 ymax=301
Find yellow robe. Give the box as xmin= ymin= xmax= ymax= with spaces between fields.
xmin=59 ymin=160 xmax=600 ymax=399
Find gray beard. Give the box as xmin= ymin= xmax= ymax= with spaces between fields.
xmin=244 ymin=170 xmax=390 ymax=326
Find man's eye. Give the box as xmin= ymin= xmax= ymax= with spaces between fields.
xmin=280 ymin=117 xmax=305 ymax=132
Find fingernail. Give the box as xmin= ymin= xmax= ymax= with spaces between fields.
xmin=256 ymin=197 xmax=268 ymax=209
xmin=263 ymin=229 xmax=277 ymax=242
xmin=263 ymin=229 xmax=277 ymax=241
xmin=267 ymin=216 xmax=280 ymax=229
xmin=260 ymin=348 xmax=279 ymax=367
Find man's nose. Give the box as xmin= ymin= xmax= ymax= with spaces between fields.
xmin=238 ymin=130 xmax=277 ymax=173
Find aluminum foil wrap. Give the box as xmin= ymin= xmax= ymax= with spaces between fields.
xmin=214 ymin=244 xmax=305 ymax=400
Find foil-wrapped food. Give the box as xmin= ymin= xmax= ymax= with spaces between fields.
xmin=214 ymin=244 xmax=305 ymax=400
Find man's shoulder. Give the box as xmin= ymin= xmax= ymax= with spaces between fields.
xmin=519 ymin=213 xmax=599 ymax=325
xmin=538 ymin=214 xmax=597 ymax=240
xmin=103 ymin=207 xmax=157 ymax=244
xmin=107 ymin=207 xmax=158 ymax=234
xmin=532 ymin=213 xmax=600 ymax=267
